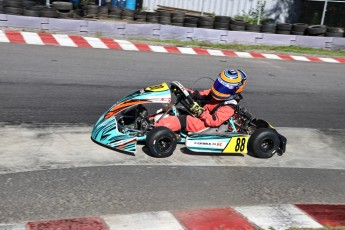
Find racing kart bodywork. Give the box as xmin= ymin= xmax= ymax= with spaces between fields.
xmin=91 ymin=82 xmax=287 ymax=158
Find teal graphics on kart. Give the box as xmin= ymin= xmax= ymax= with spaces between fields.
xmin=91 ymin=81 xmax=287 ymax=158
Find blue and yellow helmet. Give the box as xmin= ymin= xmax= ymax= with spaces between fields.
xmin=211 ymin=69 xmax=247 ymax=100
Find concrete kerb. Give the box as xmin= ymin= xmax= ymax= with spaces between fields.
xmin=0 ymin=13 xmax=345 ymax=50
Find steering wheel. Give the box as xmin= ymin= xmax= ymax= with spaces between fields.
xmin=170 ymin=81 xmax=194 ymax=110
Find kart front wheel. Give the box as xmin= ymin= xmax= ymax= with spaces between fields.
xmin=248 ymin=128 xmax=280 ymax=158
xmin=146 ymin=126 xmax=177 ymax=158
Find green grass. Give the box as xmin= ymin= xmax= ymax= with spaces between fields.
xmin=288 ymin=228 xmax=345 ymax=230
xmin=128 ymin=38 xmax=345 ymax=57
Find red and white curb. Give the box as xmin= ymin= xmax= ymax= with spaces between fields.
xmin=1 ymin=204 xmax=344 ymax=230
xmin=1 ymin=30 xmax=344 ymax=64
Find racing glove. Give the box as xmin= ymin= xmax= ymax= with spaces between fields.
xmin=189 ymin=102 xmax=204 ymax=117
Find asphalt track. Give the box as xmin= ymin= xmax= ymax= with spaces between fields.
xmin=0 ymin=43 xmax=345 ymax=223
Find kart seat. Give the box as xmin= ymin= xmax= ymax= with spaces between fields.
xmin=188 ymin=123 xmax=229 ymax=135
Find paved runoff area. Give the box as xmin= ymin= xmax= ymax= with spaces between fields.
xmin=0 ymin=29 xmax=344 ymax=64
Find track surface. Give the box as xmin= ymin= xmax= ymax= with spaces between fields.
xmin=0 ymin=43 xmax=344 ymax=223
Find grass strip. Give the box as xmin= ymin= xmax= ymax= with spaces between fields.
xmin=128 ymin=38 xmax=345 ymax=57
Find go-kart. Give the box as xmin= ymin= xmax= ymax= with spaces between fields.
xmin=91 ymin=81 xmax=286 ymax=158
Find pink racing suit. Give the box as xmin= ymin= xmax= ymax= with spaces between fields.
xmin=155 ymin=89 xmax=235 ymax=133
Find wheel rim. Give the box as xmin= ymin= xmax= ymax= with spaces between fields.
xmin=157 ymin=137 xmax=172 ymax=152
xmin=260 ymin=138 xmax=274 ymax=153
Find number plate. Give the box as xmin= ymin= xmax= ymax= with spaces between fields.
xmin=222 ymin=136 xmax=249 ymax=154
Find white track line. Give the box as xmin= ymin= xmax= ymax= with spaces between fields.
xmin=149 ymin=45 xmax=168 ymax=53
xmin=114 ymin=39 xmax=139 ymax=51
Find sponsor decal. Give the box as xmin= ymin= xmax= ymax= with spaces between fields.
xmin=193 ymin=141 xmax=223 ymax=147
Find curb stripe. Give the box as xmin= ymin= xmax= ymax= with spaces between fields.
xmin=262 ymin=53 xmax=282 ymax=60
xmin=0 ymin=30 xmax=10 ymax=43
xmin=5 ymin=30 xmax=25 ymax=44
xmin=148 ymin=45 xmax=168 ymax=53
xmin=1 ymin=204 xmax=344 ymax=229
xmin=21 ymin=32 xmax=44 ymax=45
xmin=38 ymin=33 xmax=59 ymax=46
xmin=173 ymin=208 xmax=256 ymax=230
xmin=0 ymin=29 xmax=343 ymax=64
xmin=134 ymin=43 xmax=151 ymax=52
xmin=27 ymin=217 xmax=107 ymax=230
xmin=164 ymin=46 xmax=181 ymax=54
xmin=235 ymin=204 xmax=323 ymax=230
xmin=177 ymin=47 xmax=197 ymax=55
xmin=296 ymin=204 xmax=345 ymax=227
xmin=102 ymin=211 xmax=184 ymax=230
xmin=52 ymin=34 xmax=77 ymax=47
xmin=83 ymin=37 xmax=109 ymax=49
xmin=250 ymin=52 xmax=266 ymax=58
xmin=99 ymin=37 xmax=122 ymax=50
xmin=69 ymin=35 xmax=92 ymax=48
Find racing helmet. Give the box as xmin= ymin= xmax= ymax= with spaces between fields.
xmin=211 ymin=69 xmax=247 ymax=100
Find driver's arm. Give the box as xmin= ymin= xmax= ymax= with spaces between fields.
xmin=187 ymin=89 xmax=211 ymax=101
xmin=199 ymin=105 xmax=234 ymax=127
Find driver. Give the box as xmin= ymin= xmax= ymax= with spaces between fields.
xmin=155 ymin=69 xmax=247 ymax=133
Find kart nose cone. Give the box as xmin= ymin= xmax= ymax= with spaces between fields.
xmin=91 ymin=115 xmax=137 ymax=153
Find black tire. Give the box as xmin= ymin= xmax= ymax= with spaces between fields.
xmin=134 ymin=14 xmax=146 ymax=20
xmin=198 ymin=16 xmax=214 ymax=23
xmin=261 ymin=24 xmax=276 ymax=33
xmin=230 ymin=24 xmax=245 ymax=31
xmin=215 ymin=16 xmax=230 ymax=23
xmin=122 ymin=9 xmax=134 ymax=17
xmin=325 ymin=32 xmax=344 ymax=37
xmin=23 ymin=1 xmax=36 ymax=8
xmin=198 ymin=20 xmax=213 ymax=26
xmin=171 ymin=22 xmax=183 ymax=27
xmin=276 ymin=30 xmax=291 ymax=35
xmin=159 ymin=11 xmax=171 ymax=17
xmin=4 ymin=7 xmax=23 ymax=15
xmin=27 ymin=5 xmax=45 ymax=11
xmin=24 ymin=9 xmax=40 ymax=17
xmin=86 ymin=7 xmax=98 ymax=14
xmin=198 ymin=25 xmax=213 ymax=29
xmin=53 ymin=1 xmax=73 ymax=11
xmin=246 ymin=23 xmax=261 ymax=32
xmin=57 ymin=10 xmax=73 ymax=18
xmin=248 ymin=128 xmax=280 ymax=159
xmin=184 ymin=17 xmax=198 ymax=24
xmin=146 ymin=126 xmax=177 ymax=158
xmin=184 ymin=23 xmax=197 ymax=28
xmin=122 ymin=16 xmax=134 ymax=20
xmin=98 ymin=13 xmax=108 ymax=18
xmin=327 ymin=27 xmax=344 ymax=33
xmin=159 ymin=16 xmax=171 ymax=23
xmin=146 ymin=12 xmax=158 ymax=17
xmin=98 ymin=6 xmax=109 ymax=14
xmin=277 ymin=23 xmax=292 ymax=31
xmin=171 ymin=17 xmax=184 ymax=23
xmin=230 ymin=18 xmax=246 ymax=26
xmin=307 ymin=25 xmax=327 ymax=35
xmin=292 ymin=23 xmax=308 ymax=32
xmin=3 ymin=0 xmax=23 ymax=8
xmin=291 ymin=31 xmax=305 ymax=35
xmin=214 ymin=22 xmax=229 ymax=30
xmin=146 ymin=16 xmax=158 ymax=23
xmin=41 ymin=8 xmax=58 ymax=18
xmin=108 ymin=14 xmax=121 ymax=19
xmin=171 ymin=12 xmax=185 ymax=18
xmin=109 ymin=6 xmax=121 ymax=14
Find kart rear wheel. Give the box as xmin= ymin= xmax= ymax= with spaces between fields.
xmin=248 ymin=128 xmax=280 ymax=158
xmin=146 ymin=126 xmax=177 ymax=158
